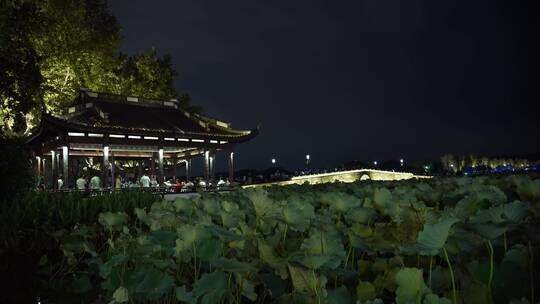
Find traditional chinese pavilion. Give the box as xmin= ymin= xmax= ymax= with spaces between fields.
xmin=27 ymin=89 xmax=258 ymax=189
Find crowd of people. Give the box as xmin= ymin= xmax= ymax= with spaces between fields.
xmin=38 ymin=172 xmax=234 ymax=193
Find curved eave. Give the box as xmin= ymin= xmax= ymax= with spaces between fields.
xmin=32 ymin=113 xmax=259 ymax=143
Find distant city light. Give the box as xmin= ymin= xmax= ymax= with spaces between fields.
xmin=271 ymin=158 xmax=276 ymax=164
xmin=373 ymin=161 xmax=378 ymax=166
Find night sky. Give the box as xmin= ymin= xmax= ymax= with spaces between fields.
xmin=110 ymin=0 xmax=539 ymax=171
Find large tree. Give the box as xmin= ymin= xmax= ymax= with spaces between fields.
xmin=1 ymin=0 xmax=192 ymax=134
xmin=0 ymin=1 xmax=43 ymax=133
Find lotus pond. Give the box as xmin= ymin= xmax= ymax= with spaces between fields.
xmin=3 ymin=175 xmax=540 ymax=303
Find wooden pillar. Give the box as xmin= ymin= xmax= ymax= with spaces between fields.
xmin=42 ymin=158 xmax=47 ymax=188
xmin=51 ymin=150 xmax=57 ymax=189
xmin=204 ymin=150 xmax=210 ymax=183
xmin=172 ymin=156 xmax=177 ymax=179
xmin=151 ymin=154 xmax=156 ymax=176
xmin=186 ymin=159 xmax=191 ymax=181
xmin=228 ymin=150 xmax=234 ymax=184
xmin=210 ymin=151 xmax=216 ymax=182
xmin=158 ymin=148 xmax=164 ymax=184
xmin=138 ymin=159 xmax=143 ymax=178
xmin=102 ymin=145 xmax=109 ymax=188
xmin=111 ymin=153 xmax=115 ymax=188
xmin=62 ymin=146 xmax=69 ymax=188
xmin=36 ymin=156 xmax=41 ymax=177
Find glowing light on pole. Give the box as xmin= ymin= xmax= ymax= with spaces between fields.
xmin=271 ymin=158 xmax=276 ymax=165
xmin=373 ymin=161 xmax=378 ymax=166
xmin=400 ymin=158 xmax=404 ymax=166
xmin=306 ymin=154 xmax=310 ymax=167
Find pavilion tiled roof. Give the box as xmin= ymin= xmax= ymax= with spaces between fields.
xmin=38 ymin=89 xmax=258 ymax=141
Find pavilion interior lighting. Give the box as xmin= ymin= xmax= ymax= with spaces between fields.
xmin=144 ymin=136 xmax=158 ymax=140
xmin=177 ymin=138 xmax=189 ymax=142
xmin=164 ymin=137 xmax=175 ymax=141
xmin=192 ymin=139 xmax=204 ymax=143
xmin=210 ymin=140 xmax=218 ymax=143
xmin=128 ymin=135 xmax=141 ymax=139
xmin=88 ymin=133 xmax=104 ymax=137
xmin=110 ymin=134 xmax=125 ymax=138
xmin=220 ymin=140 xmax=228 ymax=144
xmin=68 ymin=132 xmax=85 ymax=137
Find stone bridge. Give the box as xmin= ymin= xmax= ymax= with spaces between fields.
xmin=243 ymin=169 xmax=431 ymax=188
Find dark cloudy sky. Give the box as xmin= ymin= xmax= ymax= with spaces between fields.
xmin=110 ymin=0 xmax=539 ymax=171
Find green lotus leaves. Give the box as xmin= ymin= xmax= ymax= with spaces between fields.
xmin=283 ymin=198 xmax=315 ymax=232
xmin=422 ymin=293 xmax=452 ymax=304
xmin=357 ymin=281 xmax=377 ymax=301
xmin=258 ymin=239 xmax=288 ymax=279
xmin=38 ymin=175 xmax=538 ymax=303
xmin=414 ymin=216 xmax=459 ymax=255
xmin=200 ymin=197 xmax=221 ymax=215
xmin=98 ymin=212 xmax=128 ymax=231
xmin=328 ymin=286 xmax=352 ymax=304
xmin=300 ymin=228 xmax=346 ymax=269
xmin=193 ymin=271 xmax=228 ymax=304
xmin=112 ymin=286 xmax=129 ymax=303
xmin=210 ymin=257 xmax=256 ymax=273
xmin=395 ymin=267 xmax=430 ymax=304
xmin=287 ymin=264 xmax=327 ymax=295
xmin=197 ymin=238 xmax=222 ymax=261
xmin=503 ymin=200 xmax=529 ymax=223
xmin=175 ymin=285 xmax=195 ymax=303
xmin=344 ymin=207 xmax=377 ymax=224
xmin=319 ymin=192 xmax=359 ymax=213
xmin=130 ymin=268 xmax=175 ymax=300
xmin=516 ymin=178 xmax=540 ymax=200
xmin=245 ymin=188 xmax=282 ymax=220
xmin=173 ymin=197 xmax=193 ymax=213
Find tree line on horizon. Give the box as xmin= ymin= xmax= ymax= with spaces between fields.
xmin=0 ymin=0 xmax=195 ymax=134
xmin=439 ymin=153 xmax=538 ymax=173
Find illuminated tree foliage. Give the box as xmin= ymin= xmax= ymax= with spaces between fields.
xmin=0 ymin=1 xmax=43 ymax=133
xmin=0 ymin=0 xmax=191 ymax=134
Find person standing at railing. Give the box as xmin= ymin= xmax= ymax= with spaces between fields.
xmin=76 ymin=175 xmax=86 ymax=190
xmin=150 ymin=175 xmax=158 ymax=187
xmin=140 ymin=173 xmax=150 ymax=188
xmin=115 ymin=174 xmax=122 ymax=189
xmin=57 ymin=174 xmax=64 ymax=189
xmin=90 ymin=175 xmax=101 ymax=190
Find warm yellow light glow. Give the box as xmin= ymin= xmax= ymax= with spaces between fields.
xmin=68 ymin=132 xmax=85 ymax=137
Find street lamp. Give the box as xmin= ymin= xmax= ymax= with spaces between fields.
xmin=271 ymin=158 xmax=276 ymax=165
xmin=373 ymin=160 xmax=378 ymax=166
xmin=306 ymin=154 xmax=310 ymax=167
xmin=400 ymin=158 xmax=404 ymax=166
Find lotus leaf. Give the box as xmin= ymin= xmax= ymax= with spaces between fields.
xmin=193 ymin=271 xmax=228 ymax=304
xmin=415 ymin=217 xmax=459 ymax=255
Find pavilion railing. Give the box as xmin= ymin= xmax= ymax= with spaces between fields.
xmin=45 ymin=185 xmax=238 ymax=198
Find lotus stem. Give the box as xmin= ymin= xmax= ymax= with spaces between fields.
xmin=443 ymin=247 xmax=457 ymax=304
xmin=529 ymin=240 xmax=534 ymax=304
xmin=486 ymin=240 xmax=494 ymax=289
xmin=429 ymin=255 xmax=433 ymax=289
